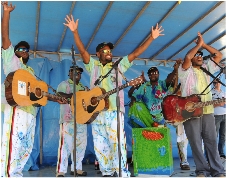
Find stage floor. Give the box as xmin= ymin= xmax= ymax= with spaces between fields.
xmin=22 ymin=157 xmax=226 ymax=177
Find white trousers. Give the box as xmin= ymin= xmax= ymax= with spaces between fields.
xmin=92 ymin=111 xmax=130 ymax=177
xmin=56 ymin=122 xmax=87 ymax=174
xmin=1 ymin=104 xmax=36 ymax=177
xmin=176 ymin=123 xmax=189 ymax=165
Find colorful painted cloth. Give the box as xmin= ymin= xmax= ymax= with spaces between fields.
xmin=57 ymin=79 xmax=86 ymax=124
xmin=92 ymin=111 xmax=130 ymax=177
xmin=56 ymin=122 xmax=87 ymax=173
xmin=84 ymin=57 xmax=132 ymax=177
xmin=84 ymin=56 xmax=132 ymax=113
xmin=56 ymin=79 xmax=87 ymax=174
xmin=1 ymin=105 xmax=36 ymax=177
xmin=132 ymin=81 xmax=173 ymax=125
xmin=178 ymin=61 xmax=219 ymax=114
xmin=176 ymin=124 xmax=189 ymax=165
xmin=2 ymin=44 xmax=36 ymax=116
xmin=1 ymin=44 xmax=37 ymax=177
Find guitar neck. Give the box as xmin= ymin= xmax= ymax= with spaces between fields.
xmin=195 ymin=98 xmax=225 ymax=108
xmin=42 ymin=92 xmax=65 ymax=101
xmin=97 ymin=83 xmax=129 ymax=101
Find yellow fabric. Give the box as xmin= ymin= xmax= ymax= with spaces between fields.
xmin=193 ymin=68 xmax=214 ymax=114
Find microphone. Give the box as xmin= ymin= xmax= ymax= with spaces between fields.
xmin=203 ymin=53 xmax=216 ymax=60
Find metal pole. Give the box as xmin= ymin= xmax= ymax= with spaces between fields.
xmin=72 ymin=45 xmax=78 ymax=177
xmin=115 ymin=66 xmax=122 ymax=177
xmin=39 ymin=107 xmax=43 ymax=165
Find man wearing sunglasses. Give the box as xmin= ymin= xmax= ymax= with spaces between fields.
xmin=211 ymin=78 xmax=226 ymax=160
xmin=1 ymin=2 xmax=65 ymax=176
xmin=64 ymin=14 xmax=164 ymax=177
xmin=56 ymin=66 xmax=88 ymax=177
xmin=128 ymin=60 xmax=191 ymax=170
xmin=1 ymin=2 xmax=38 ymax=177
xmin=178 ymin=32 xmax=225 ymax=177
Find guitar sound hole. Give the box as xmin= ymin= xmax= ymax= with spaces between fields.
xmin=90 ymin=97 xmax=98 ymax=105
xmin=185 ymin=101 xmax=196 ymax=112
xmin=35 ymin=88 xmax=43 ymax=98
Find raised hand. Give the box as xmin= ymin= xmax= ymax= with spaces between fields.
xmin=63 ymin=15 xmax=78 ymax=32
xmin=151 ymin=23 xmax=164 ymax=39
xmin=173 ymin=58 xmax=183 ymax=70
xmin=194 ymin=32 xmax=204 ymax=47
xmin=1 ymin=1 xmax=15 ymax=12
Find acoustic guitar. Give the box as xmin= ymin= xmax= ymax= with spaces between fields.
xmin=161 ymin=94 xmax=226 ymax=124
xmin=4 ymin=69 xmax=66 ymax=107
xmin=71 ymin=74 xmax=145 ymax=124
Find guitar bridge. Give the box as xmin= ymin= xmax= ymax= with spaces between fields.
xmin=82 ymin=99 xmax=87 ymax=111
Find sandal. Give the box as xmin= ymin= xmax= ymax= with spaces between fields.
xmin=180 ymin=163 xmax=190 ymax=170
xmin=71 ymin=170 xmax=87 ymax=176
xmin=56 ymin=172 xmax=65 ymax=177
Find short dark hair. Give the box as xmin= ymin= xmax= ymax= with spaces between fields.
xmin=14 ymin=41 xmax=30 ymax=52
xmin=147 ymin=67 xmax=159 ymax=75
xmin=96 ymin=42 xmax=114 ymax=52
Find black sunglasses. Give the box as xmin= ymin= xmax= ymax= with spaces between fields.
xmin=194 ymin=52 xmax=203 ymax=57
xmin=16 ymin=48 xmax=29 ymax=52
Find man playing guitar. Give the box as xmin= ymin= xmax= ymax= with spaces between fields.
xmin=177 ymin=32 xmax=225 ymax=177
xmin=56 ymin=66 xmax=88 ymax=177
xmin=63 ymin=14 xmax=164 ymax=177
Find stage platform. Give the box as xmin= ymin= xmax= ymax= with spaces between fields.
xmin=22 ymin=157 xmax=226 ymax=177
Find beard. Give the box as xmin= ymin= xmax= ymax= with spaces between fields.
xmin=106 ymin=58 xmax=112 ymax=63
xmin=151 ymin=78 xmax=158 ymax=82
xmin=15 ymin=54 xmax=29 ymax=64
xmin=149 ymin=76 xmax=159 ymax=83
xmin=100 ymin=57 xmax=112 ymax=65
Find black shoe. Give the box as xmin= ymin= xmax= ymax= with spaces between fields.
xmin=220 ymin=155 xmax=226 ymax=159
xmin=130 ymin=162 xmax=133 ymax=167
xmin=97 ymin=170 xmax=102 ymax=174
xmin=102 ymin=175 xmax=112 ymax=177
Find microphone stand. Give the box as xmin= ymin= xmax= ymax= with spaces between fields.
xmin=201 ymin=54 xmax=226 ymax=95
xmin=114 ymin=63 xmax=122 ymax=177
xmin=93 ymin=57 xmax=123 ymax=177
xmin=71 ymin=45 xmax=78 ymax=177
xmin=94 ymin=58 xmax=123 ymax=86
